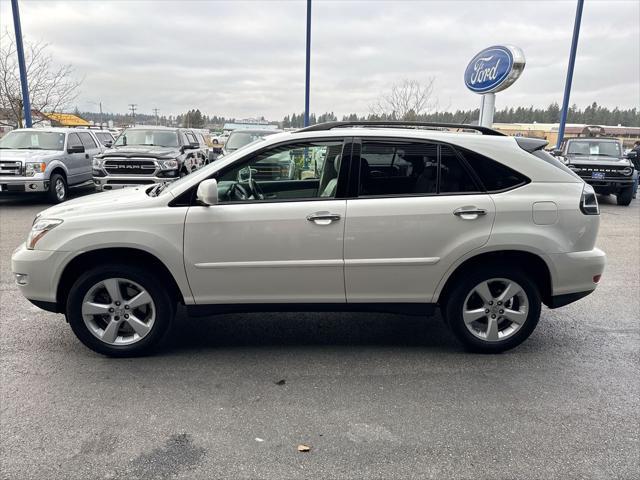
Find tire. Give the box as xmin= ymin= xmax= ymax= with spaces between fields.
xmin=444 ymin=266 xmax=542 ymax=353
xmin=616 ymin=186 xmax=633 ymax=206
xmin=47 ymin=173 xmax=68 ymax=203
xmin=66 ymin=264 xmax=174 ymax=357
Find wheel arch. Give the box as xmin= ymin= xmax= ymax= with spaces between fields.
xmin=56 ymin=247 xmax=185 ymax=313
xmin=436 ymin=250 xmax=553 ymax=307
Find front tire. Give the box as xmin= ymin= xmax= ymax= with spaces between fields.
xmin=47 ymin=173 xmax=68 ymax=203
xmin=616 ymin=186 xmax=633 ymax=206
xmin=66 ymin=264 xmax=174 ymax=357
xmin=444 ymin=266 xmax=541 ymax=353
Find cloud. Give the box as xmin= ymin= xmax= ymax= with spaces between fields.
xmin=1 ymin=0 xmax=638 ymax=119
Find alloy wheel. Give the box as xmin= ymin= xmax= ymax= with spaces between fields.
xmin=462 ymin=278 xmax=529 ymax=342
xmin=81 ymin=278 xmax=156 ymax=346
xmin=55 ymin=178 xmax=66 ymax=201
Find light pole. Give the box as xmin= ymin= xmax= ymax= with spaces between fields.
xmin=557 ymin=0 xmax=584 ymax=149
xmin=304 ymin=0 xmax=311 ymax=127
xmin=10 ymin=0 xmax=32 ymax=128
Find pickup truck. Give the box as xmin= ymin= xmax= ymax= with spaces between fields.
xmin=0 ymin=128 xmax=104 ymax=203
xmin=92 ymin=126 xmax=207 ymax=191
xmin=554 ymin=137 xmax=635 ymax=206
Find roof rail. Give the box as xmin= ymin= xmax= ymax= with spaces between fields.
xmin=297 ymin=121 xmax=506 ymax=136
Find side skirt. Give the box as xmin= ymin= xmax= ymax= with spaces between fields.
xmin=186 ymin=303 xmax=436 ymax=317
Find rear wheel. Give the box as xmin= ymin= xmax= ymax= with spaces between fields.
xmin=66 ymin=264 xmax=174 ymax=357
xmin=47 ymin=173 xmax=67 ymax=203
xmin=444 ymin=267 xmax=541 ymax=353
xmin=616 ymin=186 xmax=633 ymax=206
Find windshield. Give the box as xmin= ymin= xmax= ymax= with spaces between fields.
xmin=0 ymin=131 xmax=65 ymax=150
xmin=115 ymin=129 xmax=179 ymax=147
xmin=225 ymin=131 xmax=275 ymax=151
xmin=567 ymin=140 xmax=621 ymax=157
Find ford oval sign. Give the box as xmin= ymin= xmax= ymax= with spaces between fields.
xmin=464 ymin=45 xmax=525 ymax=94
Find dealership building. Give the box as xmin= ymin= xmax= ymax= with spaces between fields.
xmin=493 ymin=123 xmax=640 ymax=148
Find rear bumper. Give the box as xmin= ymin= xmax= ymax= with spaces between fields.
xmin=547 ymin=248 xmax=606 ymax=299
xmin=0 ymin=177 xmax=47 ymax=193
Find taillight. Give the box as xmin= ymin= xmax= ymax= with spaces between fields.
xmin=580 ymin=183 xmax=599 ymax=215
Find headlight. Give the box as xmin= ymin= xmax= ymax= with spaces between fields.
xmin=160 ymin=159 xmax=179 ymax=170
xmin=621 ymin=167 xmax=633 ymax=176
xmin=92 ymin=157 xmax=104 ymax=168
xmin=26 ymin=218 xmax=63 ymax=250
xmin=25 ymin=162 xmax=46 ymax=177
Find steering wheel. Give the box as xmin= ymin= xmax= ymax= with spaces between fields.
xmin=229 ymin=183 xmax=250 ymax=201
xmin=249 ymin=178 xmax=265 ymax=200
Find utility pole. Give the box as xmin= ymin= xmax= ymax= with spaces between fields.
xmin=128 ymin=104 xmax=137 ymax=126
xmin=11 ymin=0 xmax=32 ymax=128
xmin=557 ymin=0 xmax=584 ymax=149
xmin=153 ymin=108 xmax=160 ymax=125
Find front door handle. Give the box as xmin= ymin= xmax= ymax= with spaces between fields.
xmin=307 ymin=211 xmax=341 ymax=225
xmin=453 ymin=207 xmax=487 ymax=219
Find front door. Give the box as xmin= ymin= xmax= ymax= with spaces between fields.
xmin=344 ymin=138 xmax=495 ymax=303
xmin=184 ymin=138 xmax=350 ymax=304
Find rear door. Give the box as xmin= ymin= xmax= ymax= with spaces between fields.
xmin=344 ymin=138 xmax=495 ymax=303
xmin=77 ymin=132 xmax=101 ymax=182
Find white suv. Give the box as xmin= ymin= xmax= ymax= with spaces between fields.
xmin=11 ymin=122 xmax=606 ymax=356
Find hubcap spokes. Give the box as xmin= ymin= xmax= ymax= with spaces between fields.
xmin=81 ymin=278 xmax=155 ymax=346
xmin=462 ymin=278 xmax=529 ymax=342
xmin=55 ymin=179 xmax=65 ymax=199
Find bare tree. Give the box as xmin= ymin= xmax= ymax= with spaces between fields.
xmin=0 ymin=30 xmax=82 ymax=128
xmin=370 ymin=78 xmax=440 ymax=121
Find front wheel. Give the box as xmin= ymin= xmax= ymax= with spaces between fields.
xmin=444 ymin=267 xmax=541 ymax=353
xmin=66 ymin=264 xmax=174 ymax=357
xmin=616 ymin=186 xmax=633 ymax=206
xmin=47 ymin=173 xmax=68 ymax=203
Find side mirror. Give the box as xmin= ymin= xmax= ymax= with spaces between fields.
xmin=196 ymin=179 xmax=218 ymax=206
xmin=552 ymin=149 xmax=562 ymax=157
xmin=626 ymin=151 xmax=637 ymax=160
xmin=67 ymin=145 xmax=85 ymax=154
xmin=104 ymin=141 xmax=113 ymax=148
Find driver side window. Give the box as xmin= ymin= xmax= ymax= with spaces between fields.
xmin=217 ymin=140 xmax=345 ymax=202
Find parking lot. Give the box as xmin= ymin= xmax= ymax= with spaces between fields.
xmin=0 ymin=192 xmax=638 ymax=479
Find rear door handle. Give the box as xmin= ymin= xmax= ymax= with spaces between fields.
xmin=307 ymin=211 xmax=341 ymax=225
xmin=453 ymin=207 xmax=487 ymax=219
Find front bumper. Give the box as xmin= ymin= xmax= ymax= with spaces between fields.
xmin=93 ymin=175 xmax=176 ymax=191
xmin=547 ymin=248 xmax=606 ymax=300
xmin=11 ymin=243 xmax=72 ymax=307
xmin=0 ymin=176 xmax=48 ymax=193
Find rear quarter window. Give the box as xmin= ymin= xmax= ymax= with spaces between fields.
xmin=457 ymin=148 xmax=528 ymax=192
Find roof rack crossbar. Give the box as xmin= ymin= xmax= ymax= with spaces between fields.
xmin=297 ymin=121 xmax=505 ymax=136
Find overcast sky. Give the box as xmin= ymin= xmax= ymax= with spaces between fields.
xmin=1 ymin=0 xmax=638 ymax=119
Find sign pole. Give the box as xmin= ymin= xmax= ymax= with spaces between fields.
xmin=479 ymin=93 xmax=495 ymax=127
xmin=303 ymin=0 xmax=311 ymax=128
xmin=11 ymin=0 xmax=33 ymax=128
xmin=556 ymin=0 xmax=584 ymax=149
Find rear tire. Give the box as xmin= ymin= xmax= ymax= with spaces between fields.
xmin=66 ymin=264 xmax=174 ymax=357
xmin=444 ymin=266 xmax=541 ymax=353
xmin=616 ymin=186 xmax=633 ymax=206
xmin=47 ymin=173 xmax=67 ymax=203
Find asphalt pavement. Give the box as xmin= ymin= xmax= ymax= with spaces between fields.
xmin=1 ymin=191 xmax=638 ymax=480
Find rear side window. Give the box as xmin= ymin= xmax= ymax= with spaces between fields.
xmin=78 ymin=132 xmax=98 ymax=149
xmin=186 ymin=132 xmax=198 ymax=145
xmin=358 ymin=141 xmax=480 ymax=196
xmin=458 ymin=149 xmax=527 ymax=192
